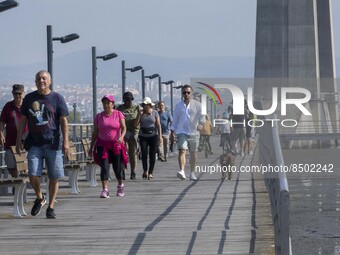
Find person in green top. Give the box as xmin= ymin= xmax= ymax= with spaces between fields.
xmin=117 ymin=92 xmax=140 ymax=179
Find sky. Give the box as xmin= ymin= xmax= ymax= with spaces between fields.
xmin=0 ymin=0 xmax=260 ymax=66
xmin=0 ymin=0 xmax=339 ymax=67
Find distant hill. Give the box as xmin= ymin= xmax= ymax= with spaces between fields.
xmin=0 ymin=51 xmax=255 ymax=85
xmin=0 ymin=53 xmax=339 ymax=85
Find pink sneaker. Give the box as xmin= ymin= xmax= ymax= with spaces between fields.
xmin=100 ymin=189 xmax=109 ymax=198
xmin=116 ymin=184 xmax=125 ymax=197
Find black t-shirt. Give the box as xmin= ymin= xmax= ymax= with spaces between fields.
xmin=21 ymin=91 xmax=69 ymax=149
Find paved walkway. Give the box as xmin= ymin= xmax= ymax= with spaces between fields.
xmin=0 ymin=136 xmax=274 ymax=255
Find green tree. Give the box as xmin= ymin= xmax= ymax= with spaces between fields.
xmin=67 ymin=110 xmax=81 ymax=123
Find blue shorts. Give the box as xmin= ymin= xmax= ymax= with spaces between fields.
xmin=27 ymin=146 xmax=64 ymax=179
xmin=177 ymin=134 xmax=199 ymax=152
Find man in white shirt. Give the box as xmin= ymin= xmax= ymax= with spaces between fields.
xmin=170 ymin=84 xmax=204 ymax=181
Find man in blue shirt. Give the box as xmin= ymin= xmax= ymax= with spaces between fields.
xmin=157 ymin=101 xmax=172 ymax=162
xmin=16 ymin=70 xmax=69 ymax=219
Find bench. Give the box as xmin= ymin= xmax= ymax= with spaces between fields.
xmin=64 ymin=141 xmax=86 ymax=194
xmin=0 ymin=146 xmax=29 ymax=217
xmin=81 ymin=138 xmax=99 ymax=187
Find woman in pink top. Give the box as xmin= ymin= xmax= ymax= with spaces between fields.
xmin=89 ymin=95 xmax=126 ymax=198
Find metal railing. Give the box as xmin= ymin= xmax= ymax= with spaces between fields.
xmin=258 ymin=115 xmax=292 ymax=255
xmin=278 ymin=120 xmax=340 ymax=134
xmin=278 ymin=120 xmax=340 ymax=148
xmin=68 ymin=123 xmax=93 ymax=142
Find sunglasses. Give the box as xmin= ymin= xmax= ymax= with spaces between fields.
xmin=141 ymin=103 xmax=151 ymax=107
xmin=182 ymin=91 xmax=191 ymax=95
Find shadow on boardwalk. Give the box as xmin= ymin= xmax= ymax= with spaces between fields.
xmin=0 ymin=136 xmax=274 ymax=255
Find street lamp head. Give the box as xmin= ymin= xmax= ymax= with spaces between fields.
xmin=162 ymin=80 xmax=174 ymax=85
xmin=59 ymin=33 xmax=80 ymax=43
xmin=102 ymin=53 xmax=118 ymax=61
xmin=173 ymin=85 xmax=183 ymax=89
xmin=0 ymin=0 xmax=18 ymax=13
xmin=129 ymin=66 xmax=143 ymax=72
xmin=146 ymin=73 xmax=160 ymax=79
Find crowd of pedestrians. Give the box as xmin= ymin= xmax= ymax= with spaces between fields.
xmin=0 ymin=75 xmax=256 ymax=219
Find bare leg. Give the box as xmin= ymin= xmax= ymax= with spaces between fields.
xmin=189 ymin=151 xmax=197 ymax=173
xmin=178 ymin=149 xmax=186 ymax=170
xmin=102 ymin=180 xmax=109 ymax=190
xmin=29 ymin=176 xmax=43 ymax=199
xmin=248 ymin=138 xmax=253 ymax=153
xmin=48 ymin=178 xmax=58 ymax=209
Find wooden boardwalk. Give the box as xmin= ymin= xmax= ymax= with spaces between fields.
xmin=0 ymin=136 xmax=274 ymax=255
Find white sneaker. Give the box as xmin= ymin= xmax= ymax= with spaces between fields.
xmin=189 ymin=172 xmax=197 ymax=181
xmin=177 ymin=170 xmax=186 ymax=180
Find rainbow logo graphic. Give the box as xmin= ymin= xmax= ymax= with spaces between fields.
xmin=196 ymin=82 xmax=223 ymax=105
xmin=195 ymin=82 xmax=223 ymax=115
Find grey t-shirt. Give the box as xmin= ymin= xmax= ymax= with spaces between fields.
xmin=139 ymin=110 xmax=159 ymax=137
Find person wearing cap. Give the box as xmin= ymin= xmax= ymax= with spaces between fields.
xmin=15 ymin=70 xmax=69 ymax=219
xmin=134 ymin=97 xmax=162 ymax=180
xmin=0 ymin=84 xmax=27 ymax=178
xmin=89 ymin=94 xmax=126 ymax=198
xmin=117 ymin=91 xmax=140 ymax=180
xmin=170 ymin=84 xmax=205 ymax=181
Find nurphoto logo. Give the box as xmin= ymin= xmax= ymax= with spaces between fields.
xmin=195 ymin=82 xmax=312 ymax=128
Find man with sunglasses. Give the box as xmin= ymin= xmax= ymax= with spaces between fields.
xmin=170 ymin=84 xmax=204 ymax=181
xmin=117 ymin=92 xmax=140 ymax=180
xmin=0 ymin=84 xmax=27 ymax=178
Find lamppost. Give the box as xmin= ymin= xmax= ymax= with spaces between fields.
xmin=73 ymin=103 xmax=77 ymax=142
xmin=193 ymin=92 xmax=201 ymax=101
xmin=47 ymin=25 xmax=79 ymax=90
xmin=0 ymin=0 xmax=18 ymax=12
xmin=207 ymin=97 xmax=213 ymax=120
xmin=161 ymin=80 xmax=174 ymax=115
xmin=92 ymin=46 xmax=118 ymax=119
xmin=122 ymin=60 xmax=142 ymax=99
xmin=145 ymin=73 xmax=160 ymax=100
xmin=157 ymin=76 xmax=162 ymax=102
xmin=141 ymin=69 xmax=145 ymax=100
xmin=173 ymin=85 xmax=184 ymax=100
xmin=162 ymin=80 xmax=178 ymax=115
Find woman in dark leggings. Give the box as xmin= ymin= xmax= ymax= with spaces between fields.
xmin=134 ymin=97 xmax=162 ymax=180
xmin=96 ymin=147 xmax=125 ymax=185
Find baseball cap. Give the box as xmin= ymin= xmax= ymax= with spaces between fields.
xmin=101 ymin=94 xmax=114 ymax=102
xmin=12 ymin=84 xmax=24 ymax=94
xmin=123 ymin=91 xmax=134 ymax=101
